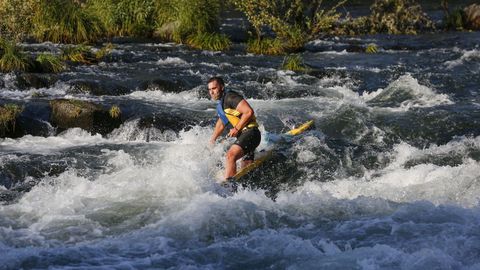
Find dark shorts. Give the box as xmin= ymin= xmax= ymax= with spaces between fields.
xmin=234 ymin=127 xmax=261 ymax=161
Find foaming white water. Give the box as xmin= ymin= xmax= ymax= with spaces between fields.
xmin=0 ymin=73 xmax=17 ymax=90
xmin=143 ymin=42 xmax=176 ymax=48
xmin=303 ymin=136 xmax=480 ymax=207
xmin=0 ymin=127 xmax=220 ymax=244
xmin=445 ymin=49 xmax=480 ymax=69
xmin=275 ymin=70 xmax=302 ymax=86
xmin=108 ymin=119 xmax=179 ymax=142
xmin=129 ymin=89 xmax=204 ymax=104
xmin=157 ymin=57 xmax=190 ymax=66
xmin=0 ymin=128 xmax=107 ymax=154
xmin=362 ymin=74 xmax=453 ymax=110
xmin=0 ymin=79 xmax=68 ymax=100
xmin=1 ymin=128 xmax=480 ymax=269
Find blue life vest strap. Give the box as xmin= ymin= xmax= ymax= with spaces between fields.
xmin=216 ymin=91 xmax=231 ymax=128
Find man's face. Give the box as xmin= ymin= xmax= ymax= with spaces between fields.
xmin=208 ymin=81 xmax=223 ymax=101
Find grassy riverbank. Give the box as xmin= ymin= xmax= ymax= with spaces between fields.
xmin=0 ymin=0 xmax=478 ymax=72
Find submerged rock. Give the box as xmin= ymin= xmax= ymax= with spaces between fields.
xmin=138 ymin=112 xmax=198 ymax=133
xmin=68 ymin=80 xmax=130 ymax=96
xmin=50 ymin=99 xmax=122 ymax=135
xmin=138 ymin=77 xmax=189 ymax=93
xmin=16 ymin=73 xmax=58 ymax=89
xmin=17 ymin=101 xmax=54 ymax=137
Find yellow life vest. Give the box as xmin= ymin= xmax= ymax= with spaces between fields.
xmin=223 ymin=108 xmax=259 ymax=129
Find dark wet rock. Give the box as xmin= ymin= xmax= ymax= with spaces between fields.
xmin=138 ymin=112 xmax=198 ymax=133
xmin=138 ymin=77 xmax=189 ymax=93
xmin=16 ymin=73 xmax=58 ymax=89
xmin=0 ymin=154 xmax=70 ymax=204
xmin=0 ymin=79 xmax=4 ymax=88
xmin=305 ymin=68 xmax=339 ymax=78
xmin=68 ymin=80 xmax=130 ymax=96
xmin=110 ymin=36 xmax=156 ymax=44
xmin=464 ymin=4 xmax=480 ymax=30
xmin=0 ymin=190 xmax=20 ymax=205
xmin=0 ymin=101 xmax=53 ymax=138
xmin=50 ymin=99 xmax=122 ymax=135
xmin=16 ymin=101 xmax=54 ymax=137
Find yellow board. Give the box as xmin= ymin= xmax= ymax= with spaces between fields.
xmin=233 ymin=120 xmax=314 ymax=181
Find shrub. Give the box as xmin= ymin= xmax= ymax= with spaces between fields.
xmin=186 ymin=33 xmax=231 ymax=51
xmin=282 ymin=54 xmax=307 ymax=71
xmin=0 ymin=103 xmax=23 ymax=133
xmin=369 ymin=0 xmax=435 ymax=34
xmin=86 ymin=0 xmax=157 ymax=37
xmin=282 ymin=25 xmax=308 ymax=52
xmin=155 ymin=0 xmax=222 ymax=43
xmin=35 ymin=53 xmax=66 ymax=73
xmin=246 ymin=38 xmax=285 ymax=55
xmin=0 ymin=0 xmax=38 ymax=41
xmin=463 ymin=4 xmax=480 ymax=30
xmin=0 ymin=38 xmax=30 ymax=72
xmin=365 ymin=43 xmax=378 ymax=53
xmin=95 ymin=43 xmax=115 ymax=60
xmin=231 ymin=0 xmax=346 ymax=52
xmin=445 ymin=9 xmax=465 ymax=30
xmin=341 ymin=16 xmax=374 ymax=35
xmin=32 ymin=0 xmax=104 ymax=44
xmin=61 ymin=45 xmax=96 ymax=64
xmin=109 ymin=105 xmax=121 ymax=119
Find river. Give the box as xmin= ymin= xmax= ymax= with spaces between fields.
xmin=1 ymin=9 xmax=480 ymax=270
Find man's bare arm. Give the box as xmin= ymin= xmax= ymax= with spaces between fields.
xmin=210 ymin=118 xmax=225 ymax=144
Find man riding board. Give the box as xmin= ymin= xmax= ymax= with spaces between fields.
xmin=208 ymin=76 xmax=261 ymax=183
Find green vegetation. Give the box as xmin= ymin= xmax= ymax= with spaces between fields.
xmin=282 ymin=54 xmax=307 ymax=72
xmin=187 ymin=33 xmax=232 ymax=51
xmin=86 ymin=0 xmax=157 ymax=37
xmin=61 ymin=45 xmax=97 ymax=65
xmin=95 ymin=43 xmax=115 ymax=60
xmin=247 ymin=38 xmax=284 ymax=55
xmin=0 ymin=39 xmax=115 ymax=73
xmin=442 ymin=2 xmax=480 ymax=31
xmin=463 ymin=4 xmax=480 ymax=30
xmin=50 ymin=99 xmax=90 ymax=118
xmin=368 ymin=0 xmax=435 ymax=34
xmin=0 ymin=38 xmax=30 ymax=72
xmin=0 ymin=103 xmax=23 ymax=133
xmin=155 ymin=0 xmax=223 ymax=44
xmin=109 ymin=105 xmax=121 ymax=119
xmin=366 ymin=43 xmax=378 ymax=53
xmin=231 ymin=0 xmax=346 ymax=54
xmin=35 ymin=53 xmax=66 ymax=73
xmin=0 ymin=0 xmax=476 ymax=57
xmin=32 ymin=0 xmax=103 ymax=44
xmin=0 ymin=0 xmax=37 ymax=41
xmin=445 ymin=9 xmax=466 ymax=30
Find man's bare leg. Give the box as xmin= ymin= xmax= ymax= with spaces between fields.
xmin=240 ymin=159 xmax=253 ymax=169
xmin=225 ymin=144 xmax=244 ymax=179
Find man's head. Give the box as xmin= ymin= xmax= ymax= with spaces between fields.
xmin=208 ymin=76 xmax=224 ymax=101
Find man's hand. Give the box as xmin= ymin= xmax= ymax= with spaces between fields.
xmin=228 ymin=127 xmax=240 ymax=137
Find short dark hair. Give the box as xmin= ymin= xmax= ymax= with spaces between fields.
xmin=208 ymin=76 xmax=224 ymax=87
